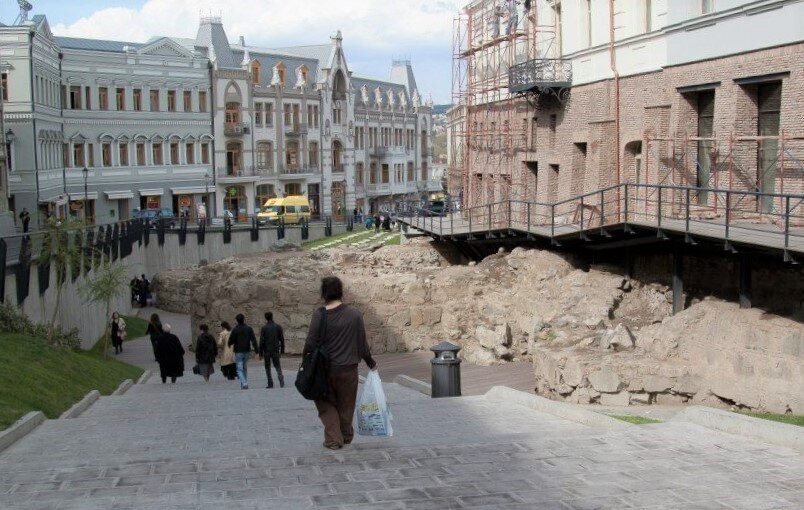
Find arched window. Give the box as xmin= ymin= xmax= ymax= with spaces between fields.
xmin=225 ymin=102 xmax=241 ymax=125
xmin=286 ymin=141 xmax=299 ymax=171
xmin=332 ymin=140 xmax=343 ymax=172
xmin=251 ymin=60 xmax=261 ymax=85
xmin=256 ymin=141 xmax=273 ymax=170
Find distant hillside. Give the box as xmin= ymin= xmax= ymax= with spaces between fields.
xmin=432 ymin=104 xmax=454 ymax=115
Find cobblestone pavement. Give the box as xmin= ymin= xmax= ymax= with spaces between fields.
xmin=1 ymin=337 xmax=802 ymax=509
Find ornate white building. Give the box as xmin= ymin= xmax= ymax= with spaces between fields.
xmin=0 ymin=13 xmax=438 ymax=226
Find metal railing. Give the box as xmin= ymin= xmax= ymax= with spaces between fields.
xmin=224 ymin=123 xmax=248 ymax=137
xmin=508 ymin=58 xmax=573 ymax=94
xmin=400 ymin=183 xmax=803 ymax=258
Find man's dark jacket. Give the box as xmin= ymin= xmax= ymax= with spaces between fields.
xmin=228 ymin=323 xmax=258 ymax=353
xmin=259 ymin=321 xmax=285 ymax=355
xmin=195 ymin=332 xmax=218 ymax=364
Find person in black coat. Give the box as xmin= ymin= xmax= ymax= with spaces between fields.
xmin=155 ymin=324 xmax=185 ymax=384
xmin=195 ymin=324 xmax=218 ymax=383
xmin=146 ymin=313 xmax=162 ymax=362
xmin=258 ymin=312 xmax=285 ymax=389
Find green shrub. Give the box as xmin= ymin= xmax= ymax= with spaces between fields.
xmin=0 ymin=302 xmax=81 ymax=350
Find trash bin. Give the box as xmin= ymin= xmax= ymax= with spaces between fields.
xmin=430 ymin=341 xmax=462 ymax=398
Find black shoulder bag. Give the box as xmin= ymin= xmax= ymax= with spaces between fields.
xmin=295 ymin=307 xmax=329 ymax=400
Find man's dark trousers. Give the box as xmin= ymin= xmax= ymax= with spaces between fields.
xmin=264 ymin=351 xmax=284 ymax=388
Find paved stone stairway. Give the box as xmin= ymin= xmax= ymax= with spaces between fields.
xmin=0 ymin=363 xmax=802 ymax=509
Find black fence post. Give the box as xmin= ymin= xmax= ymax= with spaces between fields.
xmin=71 ymin=230 xmax=82 ymax=281
xmin=16 ymin=235 xmax=31 ymax=305
xmin=325 ymin=216 xmax=332 ymax=237
xmin=157 ymin=220 xmax=166 ymax=247
xmin=250 ymin=217 xmax=259 ymax=242
xmin=223 ymin=219 xmax=232 ymax=244
xmin=346 ymin=215 xmax=353 ymax=232
xmin=94 ymin=226 xmax=104 ymax=270
xmin=84 ymin=229 xmax=94 ymax=275
xmin=112 ymin=223 xmax=120 ymax=261
xmin=197 ymin=221 xmax=206 ymax=245
xmin=143 ymin=220 xmax=150 ymax=246
xmin=301 ymin=217 xmax=309 ymax=240
xmin=104 ymin=224 xmax=113 ymax=261
xmin=179 ymin=218 xmax=187 ymax=246
xmin=38 ymin=233 xmax=52 ymax=296
xmin=277 ymin=217 xmax=285 ymax=241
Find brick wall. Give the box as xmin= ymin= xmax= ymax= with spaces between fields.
xmin=456 ymin=42 xmax=804 ymax=218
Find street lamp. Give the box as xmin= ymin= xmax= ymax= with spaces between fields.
xmin=82 ymin=167 xmax=88 ymax=226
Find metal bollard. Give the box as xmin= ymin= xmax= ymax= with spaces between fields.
xmin=430 ymin=341 xmax=462 ymax=398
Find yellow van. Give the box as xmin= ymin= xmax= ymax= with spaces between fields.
xmin=257 ymin=195 xmax=312 ymax=224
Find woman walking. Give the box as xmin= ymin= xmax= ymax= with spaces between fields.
xmin=304 ymin=276 xmax=377 ymax=450
xmin=146 ymin=314 xmax=162 ymax=362
xmin=155 ymin=324 xmax=185 ymax=384
xmin=217 ymin=321 xmax=237 ymax=381
xmin=110 ymin=312 xmax=126 ymax=355
xmin=195 ymin=324 xmax=218 ymax=383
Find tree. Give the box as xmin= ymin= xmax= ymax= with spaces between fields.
xmin=81 ymin=262 xmax=129 ymax=359
xmin=37 ymin=218 xmax=83 ymax=345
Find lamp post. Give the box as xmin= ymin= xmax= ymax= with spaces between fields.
xmin=82 ymin=167 xmax=88 ymax=226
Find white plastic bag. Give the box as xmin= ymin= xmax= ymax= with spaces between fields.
xmin=356 ymin=371 xmax=393 ymax=437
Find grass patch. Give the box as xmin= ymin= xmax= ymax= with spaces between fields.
xmin=384 ymin=234 xmax=401 ymax=246
xmin=87 ymin=315 xmax=148 ymax=357
xmin=609 ymin=414 xmax=663 ymax=425
xmin=737 ymin=412 xmax=804 ymax=427
xmin=0 ymin=332 xmax=143 ymax=430
xmin=302 ymin=230 xmax=373 ymax=250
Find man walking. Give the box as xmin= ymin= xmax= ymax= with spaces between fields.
xmin=258 ymin=312 xmax=285 ymax=388
xmin=18 ymin=208 xmax=30 ymax=233
xmin=228 ymin=313 xmax=258 ymax=389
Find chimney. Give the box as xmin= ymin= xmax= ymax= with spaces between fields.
xmin=238 ymin=35 xmax=245 ymax=47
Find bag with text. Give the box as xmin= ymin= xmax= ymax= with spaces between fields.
xmin=356 ymin=371 xmax=393 ymax=437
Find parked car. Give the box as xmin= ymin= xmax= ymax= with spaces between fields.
xmin=133 ymin=208 xmax=176 ymax=229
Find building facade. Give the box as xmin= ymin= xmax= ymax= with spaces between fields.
xmin=449 ymin=0 xmax=804 ymax=218
xmin=0 ymin=13 xmax=437 ymax=227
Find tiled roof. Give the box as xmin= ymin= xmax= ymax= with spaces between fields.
xmin=269 ymin=44 xmax=333 ymax=67
xmin=55 ymin=36 xmax=143 ymax=53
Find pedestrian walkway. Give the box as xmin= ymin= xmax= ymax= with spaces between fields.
xmin=0 ymin=325 xmax=802 ymax=509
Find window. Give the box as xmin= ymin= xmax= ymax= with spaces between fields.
xmin=198 ymin=91 xmax=207 ymax=112
xmin=1 ymin=73 xmax=7 ymax=101
xmin=701 ymin=0 xmax=714 ymax=14
xmin=531 ymin=117 xmax=538 ymax=149
xmin=255 ymin=103 xmax=263 ymax=127
xmin=133 ymin=89 xmax=142 ymax=111
xmin=265 ymin=103 xmax=273 ymax=126
xmin=696 ymin=90 xmax=715 ymax=204
xmin=356 ymin=162 xmax=364 ymax=184
xmin=152 ymin=142 xmax=163 ymax=165
xmin=381 ymin=164 xmax=390 ymax=183
xmin=185 ymin=142 xmax=195 ymax=164
xmin=407 ymin=162 xmax=414 ymax=181
xmin=225 ymin=102 xmax=240 ymax=125
xmin=421 ymin=162 xmax=428 ymax=181
xmin=645 ymin=0 xmax=653 ymax=33
xmin=170 ymin=142 xmax=180 ymax=164
xmin=73 ymin=143 xmax=85 ymax=167
xmin=757 ymin=81 xmax=782 ymax=212
xmin=256 ymin=141 xmax=273 ymax=169
xmin=370 ymin=163 xmax=377 ymax=184
xmin=167 ymin=90 xmax=176 ymax=112
xmin=332 ymin=141 xmax=343 ymax=172
xmin=309 ymin=141 xmax=319 ymax=168
xmin=183 ymin=90 xmax=192 ymax=111
xmin=277 ymin=63 xmax=286 ymax=86
xmin=69 ymin=86 xmax=82 ymax=109
xmin=150 ymin=89 xmax=159 ymax=112
xmin=286 ymin=141 xmax=299 ymax=170
xmin=332 ymin=104 xmax=342 ymax=125
xmin=201 ymin=143 xmax=210 ymax=164
xmin=136 ymin=143 xmax=146 ymax=166
xmin=292 ymin=104 xmax=300 ymax=130
xmin=63 ymin=143 xmax=70 ymax=167
xmin=307 ymin=105 xmax=313 ymax=126
xmin=116 ymin=87 xmax=125 ymax=110
xmin=312 ymin=105 xmax=319 ymax=128
xmin=102 ymin=143 xmax=112 ymax=167
xmin=284 ymin=104 xmax=292 ymax=126
xmin=251 ymin=61 xmax=261 ymax=85
xmin=87 ymin=143 xmax=95 ymax=167
xmin=98 ymin=87 xmax=109 ymax=110
xmin=119 ymin=143 xmax=129 ymax=166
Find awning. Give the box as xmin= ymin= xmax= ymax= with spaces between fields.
xmin=139 ymin=188 xmax=164 ymax=197
xmin=39 ymin=194 xmax=68 ymax=206
xmin=170 ymin=186 xmax=210 ymax=195
xmin=105 ymin=191 xmax=135 ymax=200
xmin=68 ymin=192 xmax=99 ymax=201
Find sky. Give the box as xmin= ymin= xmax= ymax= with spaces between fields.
xmin=1 ymin=0 xmax=459 ymax=104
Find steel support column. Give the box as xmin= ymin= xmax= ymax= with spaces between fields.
xmin=672 ymin=243 xmax=684 ymax=315
xmin=739 ymin=254 xmax=752 ymax=309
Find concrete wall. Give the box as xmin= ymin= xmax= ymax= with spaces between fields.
xmin=2 ymin=223 xmax=347 ymax=348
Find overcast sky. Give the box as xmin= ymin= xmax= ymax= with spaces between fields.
xmin=2 ymin=0 xmax=458 ymax=103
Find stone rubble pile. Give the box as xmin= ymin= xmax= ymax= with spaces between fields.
xmin=153 ymin=238 xmax=802 ymax=414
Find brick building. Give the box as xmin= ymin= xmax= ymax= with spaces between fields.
xmin=448 ymin=0 xmax=804 ymax=221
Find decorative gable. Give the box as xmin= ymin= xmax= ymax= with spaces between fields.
xmin=138 ymin=38 xmax=194 ymax=59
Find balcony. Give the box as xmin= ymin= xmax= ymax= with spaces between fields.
xmin=508 ymin=58 xmax=573 ymax=99
xmin=224 ymin=123 xmax=248 ymax=137
xmin=217 ymin=166 xmax=260 ymax=182
xmin=277 ymin=166 xmax=321 ymax=179
xmin=366 ymin=183 xmax=391 ymax=196
xmin=370 ymin=146 xmax=388 ymax=158
xmin=285 ymin=124 xmax=308 ymax=137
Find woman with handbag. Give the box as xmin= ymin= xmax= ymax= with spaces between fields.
xmin=217 ymin=321 xmax=237 ymax=381
xmin=302 ymin=276 xmax=377 ymax=450
xmin=110 ymin=312 xmax=126 ymax=355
